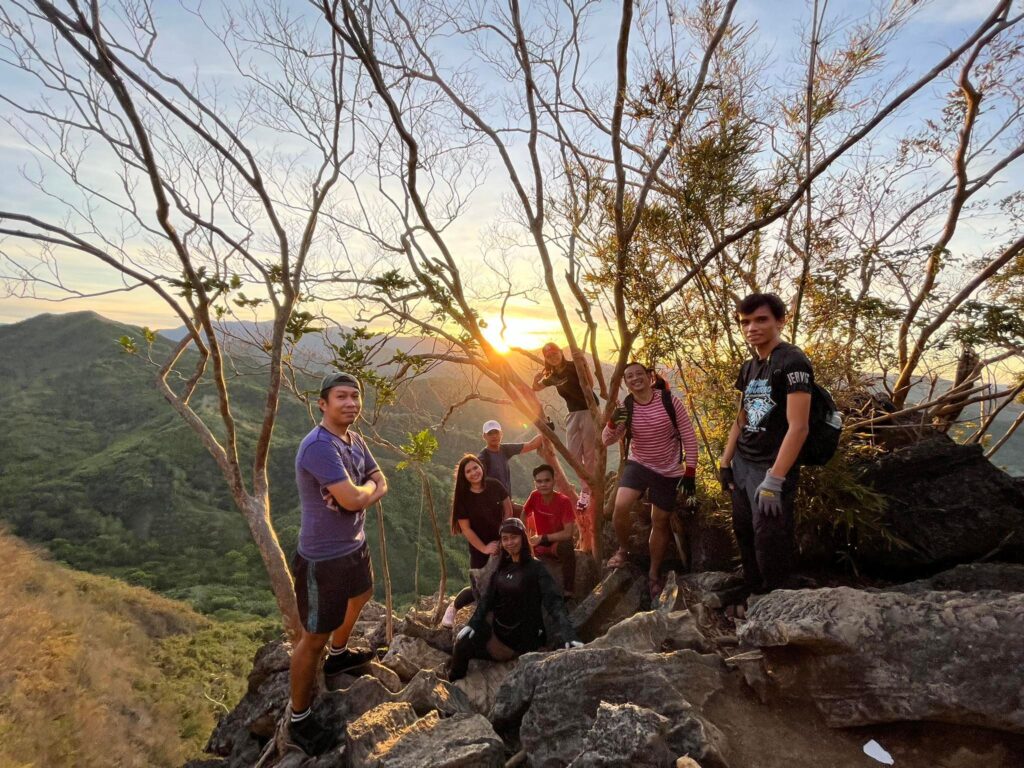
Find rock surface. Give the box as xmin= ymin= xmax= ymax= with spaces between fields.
xmin=588 ymin=609 xmax=710 ymax=654
xmin=379 ymin=635 xmax=449 ymax=682
xmin=361 ymin=711 xmax=505 ymax=767
xmin=857 ymin=436 xmax=1024 ymax=575
xmin=490 ymin=646 xmax=728 ymax=767
xmin=887 ymin=562 xmax=1024 ymax=594
xmin=567 ymin=701 xmax=674 ymax=768
xmin=570 ymin=566 xmax=648 ymax=641
xmin=737 ymin=586 xmax=1024 ymax=733
xmin=452 ymin=659 xmax=515 ymax=716
xmin=346 ymin=702 xmax=418 ymax=767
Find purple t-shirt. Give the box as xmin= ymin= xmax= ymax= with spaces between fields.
xmin=295 ymin=425 xmax=379 ymax=560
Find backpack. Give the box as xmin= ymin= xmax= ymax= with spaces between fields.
xmin=798 ymin=383 xmax=843 ymax=466
xmin=624 ymin=388 xmax=683 ymax=464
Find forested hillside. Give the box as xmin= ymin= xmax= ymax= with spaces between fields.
xmin=0 ymin=312 xmax=548 ymax=619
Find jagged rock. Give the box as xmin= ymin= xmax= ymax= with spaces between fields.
xmin=887 ymin=563 xmax=1024 ymax=594
xmin=678 ymin=572 xmax=746 ymax=610
xmin=588 ymin=609 xmax=711 ymax=654
xmin=857 ymin=436 xmax=1024 ymax=575
xmin=570 ymin=566 xmax=648 ymax=641
xmin=452 ymin=659 xmax=516 ymax=715
xmin=396 ymin=669 xmax=474 ymax=717
xmin=379 ymin=635 xmax=449 ymax=682
xmin=328 ymin=661 xmax=403 ymax=694
xmin=491 ymin=647 xmax=729 ymax=768
xmin=737 ymin=586 xmax=1024 ymax=733
xmin=400 ymin=616 xmax=454 ymax=654
xmin=675 ymin=759 xmax=702 ymax=768
xmin=346 ymin=702 xmax=419 ymax=767
xmin=566 ymin=701 xmax=674 ymax=768
xmin=206 ymin=640 xmax=291 ymax=758
xmin=363 ymin=711 xmax=505 ymax=767
xmin=539 ymin=549 xmax=602 ymax=598
xmin=319 ymin=668 xmax=474 ymax=725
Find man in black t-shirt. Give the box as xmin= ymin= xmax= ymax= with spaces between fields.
xmin=719 ymin=293 xmax=813 ymax=593
xmin=532 ymin=343 xmax=598 ymax=512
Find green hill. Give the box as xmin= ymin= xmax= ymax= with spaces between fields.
xmin=0 ymin=311 xmax=546 ymax=620
xmin=0 ymin=528 xmax=273 ymax=766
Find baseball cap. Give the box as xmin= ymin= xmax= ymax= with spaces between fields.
xmin=499 ymin=517 xmax=527 ymax=535
xmin=482 ymin=419 xmax=502 ymax=434
xmin=320 ymin=371 xmax=361 ymax=395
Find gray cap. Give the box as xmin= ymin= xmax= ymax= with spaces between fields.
xmin=320 ymin=371 xmax=361 ymax=395
xmin=499 ymin=517 xmax=527 ymax=535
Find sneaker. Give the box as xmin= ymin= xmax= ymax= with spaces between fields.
xmin=441 ymin=600 xmax=457 ymax=628
xmin=323 ymin=647 xmax=375 ymax=677
xmin=282 ymin=707 xmax=335 ymax=756
xmin=575 ymin=489 xmax=591 ymax=512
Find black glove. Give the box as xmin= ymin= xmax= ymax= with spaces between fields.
xmin=677 ymin=474 xmax=696 ymax=497
xmin=544 ymin=416 xmax=556 ymax=432
xmin=610 ymin=405 xmax=627 ymax=425
xmin=719 ymin=466 xmax=735 ymax=493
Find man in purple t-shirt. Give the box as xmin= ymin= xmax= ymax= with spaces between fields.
xmin=285 ymin=372 xmax=389 ymax=756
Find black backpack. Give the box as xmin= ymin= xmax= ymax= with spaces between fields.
xmin=798 ymin=383 xmax=843 ymax=466
xmin=624 ymin=388 xmax=684 ymax=464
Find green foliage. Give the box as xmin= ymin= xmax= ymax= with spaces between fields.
xmin=396 ymin=428 xmax=440 ymax=470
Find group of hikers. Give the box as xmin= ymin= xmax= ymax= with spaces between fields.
xmin=282 ymin=292 xmax=820 ymax=755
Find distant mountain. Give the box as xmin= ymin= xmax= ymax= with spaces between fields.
xmin=0 ymin=312 xmax=555 ymax=619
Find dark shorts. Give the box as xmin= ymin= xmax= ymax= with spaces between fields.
xmin=293 ymin=544 xmax=373 ymax=634
xmin=619 ymin=460 xmax=678 ymax=511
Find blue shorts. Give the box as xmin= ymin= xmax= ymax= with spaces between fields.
xmin=619 ymin=460 xmax=679 ymax=511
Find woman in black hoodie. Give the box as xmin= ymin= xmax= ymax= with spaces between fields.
xmin=447 ymin=517 xmax=582 ymax=681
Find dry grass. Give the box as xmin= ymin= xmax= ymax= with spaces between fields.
xmin=0 ymin=531 xmax=237 ymax=768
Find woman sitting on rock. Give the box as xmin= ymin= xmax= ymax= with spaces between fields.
xmin=447 ymin=517 xmax=583 ymax=681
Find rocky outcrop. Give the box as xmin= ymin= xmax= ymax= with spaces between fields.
xmin=857 ymin=436 xmax=1024 ymax=575
xmin=886 ymin=562 xmax=1024 ymax=594
xmin=737 ymin=586 xmax=1024 ymax=733
xmin=490 ymin=646 xmax=729 ymax=768
xmin=353 ymin=711 xmax=505 ymax=767
xmin=379 ymin=635 xmax=449 ymax=682
xmin=570 ymin=566 xmax=648 ymax=641
xmin=587 ymin=609 xmax=710 ymax=654
xmin=566 ymin=702 xmax=674 ymax=768
xmin=452 ymin=659 xmax=515 ymax=715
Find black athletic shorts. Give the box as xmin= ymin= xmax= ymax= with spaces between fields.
xmin=619 ymin=460 xmax=678 ymax=511
xmin=293 ymin=543 xmax=373 ymax=634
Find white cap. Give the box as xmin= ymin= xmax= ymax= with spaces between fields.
xmin=482 ymin=419 xmax=502 ymax=434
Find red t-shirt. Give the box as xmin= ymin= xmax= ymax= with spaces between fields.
xmin=524 ymin=490 xmax=575 ymax=537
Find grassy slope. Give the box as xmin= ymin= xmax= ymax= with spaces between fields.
xmin=0 ymin=529 xmax=275 ymax=767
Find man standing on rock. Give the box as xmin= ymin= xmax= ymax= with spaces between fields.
xmin=720 ymin=293 xmax=812 ymax=595
xmin=286 ymin=371 xmax=388 ymax=755
xmin=602 ymin=363 xmax=699 ymax=599
xmin=479 ymin=418 xmax=544 ymax=512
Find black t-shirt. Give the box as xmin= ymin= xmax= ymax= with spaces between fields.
xmin=541 ymin=361 xmax=592 ymax=413
xmin=454 ymin=478 xmax=509 ymax=568
xmin=735 ymin=341 xmax=814 ymax=465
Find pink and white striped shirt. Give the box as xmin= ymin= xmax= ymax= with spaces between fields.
xmin=602 ymin=392 xmax=699 ymax=477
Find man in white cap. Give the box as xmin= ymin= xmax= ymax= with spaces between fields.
xmin=478 ymin=419 xmax=543 ymax=506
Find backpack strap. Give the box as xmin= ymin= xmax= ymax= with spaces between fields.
xmin=624 ymin=393 xmax=636 ymax=458
xmin=624 ymin=390 xmax=684 ymax=465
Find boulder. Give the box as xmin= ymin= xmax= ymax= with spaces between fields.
xmin=570 ymin=566 xmax=648 ymax=641
xmin=887 ymin=563 xmax=1024 ymax=594
xmin=678 ymin=572 xmax=747 ymax=610
xmin=362 ymin=711 xmax=505 ymax=767
xmin=399 ymin=616 xmax=454 ymax=654
xmin=737 ymin=586 xmax=1024 ymax=733
xmin=346 ymin=702 xmax=419 ymax=767
xmin=319 ymin=668 xmax=474 ymax=724
xmin=857 ymin=436 xmax=1024 ymax=576
xmin=490 ymin=647 xmax=729 ymax=767
xmin=328 ymin=661 xmax=403 ymax=694
xmin=452 ymin=659 xmax=516 ymax=715
xmin=566 ymin=701 xmax=674 ymax=768
xmin=539 ymin=549 xmax=602 ymax=598
xmin=588 ymin=609 xmax=711 ymax=654
xmin=379 ymin=635 xmax=449 ymax=682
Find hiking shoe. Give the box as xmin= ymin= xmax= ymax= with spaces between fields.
xmin=441 ymin=600 xmax=457 ymax=628
xmin=576 ymin=489 xmax=591 ymax=512
xmin=323 ymin=647 xmax=375 ymax=677
xmin=282 ymin=708 xmax=335 ymax=756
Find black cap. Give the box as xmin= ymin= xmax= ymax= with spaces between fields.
xmin=499 ymin=517 xmax=527 ymax=535
xmin=320 ymin=371 xmax=361 ymax=395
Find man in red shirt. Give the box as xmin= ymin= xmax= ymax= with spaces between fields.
xmin=523 ymin=463 xmax=577 ymax=596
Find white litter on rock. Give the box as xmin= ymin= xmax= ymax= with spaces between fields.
xmin=863 ymin=739 xmax=894 ymax=765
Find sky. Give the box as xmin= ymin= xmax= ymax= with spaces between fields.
xmin=0 ymin=0 xmax=1009 ymax=356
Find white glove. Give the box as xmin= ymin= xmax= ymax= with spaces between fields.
xmin=564 ymin=640 xmax=584 ymax=649
xmin=456 ymin=626 xmax=475 ymax=642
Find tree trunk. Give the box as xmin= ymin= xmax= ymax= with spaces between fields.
xmin=375 ymin=500 xmax=394 ymax=643
xmin=420 ymin=471 xmax=448 ymax=626
xmin=241 ymin=494 xmax=300 ymax=639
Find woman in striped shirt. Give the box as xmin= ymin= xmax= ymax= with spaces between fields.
xmin=602 ymin=362 xmax=699 ymax=598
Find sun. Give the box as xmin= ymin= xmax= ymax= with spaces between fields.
xmin=481 ymin=317 xmax=543 ymax=354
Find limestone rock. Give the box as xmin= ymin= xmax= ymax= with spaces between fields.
xmin=566 ymin=701 xmax=673 ymax=768
xmin=678 ymin=572 xmax=746 ymax=610
xmin=490 ymin=646 xmax=728 ymax=767
xmin=737 ymin=586 xmax=1024 ymax=733
xmin=379 ymin=635 xmax=449 ymax=682
xmin=588 ymin=609 xmax=710 ymax=654
xmin=887 ymin=563 xmax=1024 ymax=594
xmin=452 ymin=659 xmax=515 ymax=715
xmin=570 ymin=566 xmax=648 ymax=641
xmin=366 ymin=711 xmax=504 ymax=767
xmin=327 ymin=661 xmax=403 ymax=694
xmin=857 ymin=436 xmax=1024 ymax=575
xmin=399 ymin=616 xmax=454 ymax=654
xmin=346 ymin=702 xmax=418 ymax=767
